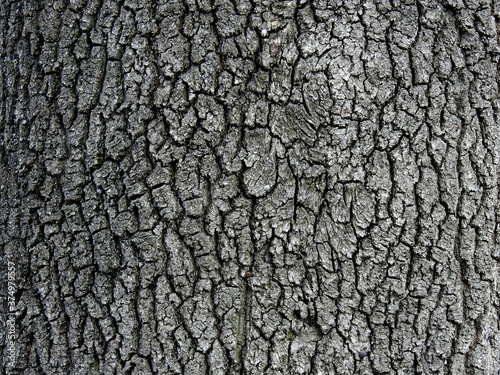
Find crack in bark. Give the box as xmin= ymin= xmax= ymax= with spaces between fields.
xmin=1 ymin=0 xmax=500 ymax=374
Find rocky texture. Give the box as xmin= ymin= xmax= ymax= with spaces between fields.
xmin=1 ymin=0 xmax=500 ymax=374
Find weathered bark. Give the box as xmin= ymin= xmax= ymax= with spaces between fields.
xmin=1 ymin=0 xmax=499 ymax=374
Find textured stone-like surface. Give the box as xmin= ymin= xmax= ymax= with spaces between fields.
xmin=1 ymin=0 xmax=499 ymax=374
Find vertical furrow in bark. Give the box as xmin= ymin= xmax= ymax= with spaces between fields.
xmin=1 ymin=0 xmax=499 ymax=374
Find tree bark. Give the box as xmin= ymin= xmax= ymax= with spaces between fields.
xmin=1 ymin=0 xmax=500 ymax=374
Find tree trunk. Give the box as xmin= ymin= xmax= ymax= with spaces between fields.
xmin=1 ymin=0 xmax=499 ymax=374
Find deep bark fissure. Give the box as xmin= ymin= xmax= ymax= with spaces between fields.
xmin=1 ymin=0 xmax=500 ymax=374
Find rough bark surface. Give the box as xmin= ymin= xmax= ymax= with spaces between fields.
xmin=1 ymin=0 xmax=500 ymax=374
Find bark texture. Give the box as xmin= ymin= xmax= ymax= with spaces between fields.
xmin=1 ymin=0 xmax=500 ymax=374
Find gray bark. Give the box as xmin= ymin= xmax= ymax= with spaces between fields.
xmin=1 ymin=0 xmax=500 ymax=374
